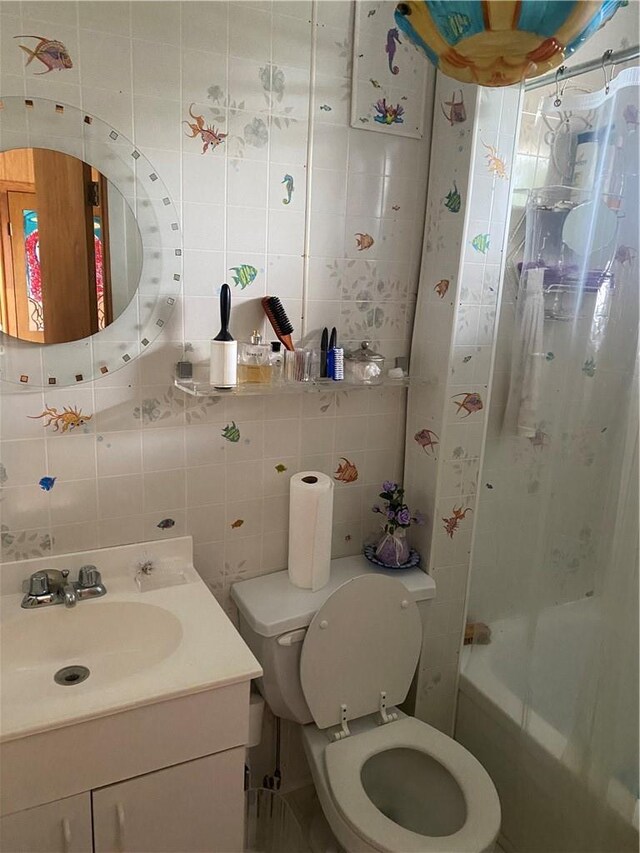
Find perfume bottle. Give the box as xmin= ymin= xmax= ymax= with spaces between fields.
xmin=270 ymin=341 xmax=284 ymax=384
xmin=237 ymin=331 xmax=271 ymax=384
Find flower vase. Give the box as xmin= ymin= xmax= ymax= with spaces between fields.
xmin=375 ymin=528 xmax=410 ymax=568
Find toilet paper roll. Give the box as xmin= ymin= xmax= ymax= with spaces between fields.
xmin=288 ymin=472 xmax=334 ymax=591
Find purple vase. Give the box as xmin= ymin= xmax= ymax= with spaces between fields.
xmin=375 ymin=529 xmax=410 ymax=567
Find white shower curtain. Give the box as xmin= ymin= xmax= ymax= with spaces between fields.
xmin=465 ymin=67 xmax=639 ymax=853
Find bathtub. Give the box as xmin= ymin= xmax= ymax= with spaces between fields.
xmin=456 ymin=598 xmax=639 ymax=853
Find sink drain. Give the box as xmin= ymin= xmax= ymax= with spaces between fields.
xmin=54 ymin=665 xmax=90 ymax=686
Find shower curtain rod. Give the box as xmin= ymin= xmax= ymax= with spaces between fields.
xmin=524 ymin=44 xmax=640 ymax=91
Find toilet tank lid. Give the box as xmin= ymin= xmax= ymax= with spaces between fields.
xmin=230 ymin=555 xmax=436 ymax=638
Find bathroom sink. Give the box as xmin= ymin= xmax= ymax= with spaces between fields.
xmin=1 ymin=601 xmax=183 ymax=703
xmin=0 ymin=537 xmax=262 ymax=742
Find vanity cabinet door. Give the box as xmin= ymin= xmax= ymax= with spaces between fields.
xmin=0 ymin=793 xmax=92 ymax=853
xmin=91 ymin=749 xmax=245 ymax=853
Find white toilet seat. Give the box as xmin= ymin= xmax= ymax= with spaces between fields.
xmin=323 ymin=716 xmax=500 ymax=853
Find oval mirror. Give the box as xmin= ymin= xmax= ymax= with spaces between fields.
xmin=0 ymin=96 xmax=182 ymax=388
xmin=0 ymin=148 xmax=143 ymax=345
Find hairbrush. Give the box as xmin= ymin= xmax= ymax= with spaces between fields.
xmin=262 ymin=296 xmax=294 ymax=351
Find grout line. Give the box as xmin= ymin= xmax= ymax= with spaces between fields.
xmin=300 ymin=0 xmax=318 ymax=339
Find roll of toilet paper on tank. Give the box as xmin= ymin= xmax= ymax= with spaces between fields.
xmin=288 ymin=472 xmax=334 ymax=591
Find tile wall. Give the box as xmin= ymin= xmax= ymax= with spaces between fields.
xmin=0 ymin=1 xmax=434 ymax=619
xmin=404 ymin=79 xmax=521 ymax=733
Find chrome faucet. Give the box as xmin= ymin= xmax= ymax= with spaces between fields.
xmin=21 ymin=566 xmax=106 ymax=609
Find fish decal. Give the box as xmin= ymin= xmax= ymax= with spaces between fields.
xmin=528 ymin=428 xmax=549 ymax=450
xmin=482 ymin=141 xmax=508 ymax=179
xmin=319 ymin=104 xmax=332 ymax=111
xmin=229 ymin=264 xmax=258 ymax=289
xmin=355 ymin=233 xmax=375 ymax=251
xmin=442 ymin=505 xmax=471 ymax=539
xmin=452 ymin=392 xmax=483 ymax=418
xmin=444 ymin=182 xmax=461 ymax=213
xmin=463 ymin=355 xmax=472 ymax=363
xmin=274 ymin=463 xmax=288 ymax=473
xmin=231 ymin=518 xmax=244 ymax=529
xmin=373 ymin=98 xmax=404 ymax=125
xmin=471 ymin=233 xmax=490 ymax=254
xmin=29 ymin=405 xmax=92 ymax=433
xmin=582 ymin=358 xmax=596 ymax=377
xmin=14 ymin=35 xmax=73 ymax=74
xmin=385 ymin=27 xmax=401 ymax=75
xmin=157 ymin=518 xmax=176 ymax=530
xmin=623 ymin=103 xmax=639 ymax=129
xmin=38 ymin=476 xmax=56 ymax=491
xmin=183 ymin=104 xmax=227 ymax=154
xmin=614 ymin=245 xmax=637 ymax=265
xmin=545 ymin=352 xmax=555 ymax=361
xmin=367 ymin=9 xmax=376 ymax=17
xmin=414 ymin=429 xmax=439 ymax=456
xmin=441 ymin=90 xmax=466 ymax=125
xmin=281 ymin=174 xmax=294 ymax=205
xmin=370 ymin=78 xmax=381 ymax=88
xmin=434 ymin=279 xmax=449 ymax=298
xmin=392 ymin=204 xmax=400 ymax=211
xmin=334 ymin=457 xmax=358 ymax=483
xmin=222 ymin=421 xmax=240 ymax=442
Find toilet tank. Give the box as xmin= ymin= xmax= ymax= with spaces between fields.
xmin=231 ymin=555 xmax=436 ymax=725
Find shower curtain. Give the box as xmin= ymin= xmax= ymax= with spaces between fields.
xmin=466 ymin=67 xmax=639 ymax=852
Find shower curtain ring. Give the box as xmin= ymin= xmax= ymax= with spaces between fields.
xmin=601 ymin=49 xmax=614 ymax=94
xmin=554 ymin=65 xmax=566 ymax=107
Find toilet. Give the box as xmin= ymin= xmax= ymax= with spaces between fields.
xmin=232 ymin=556 xmax=500 ymax=853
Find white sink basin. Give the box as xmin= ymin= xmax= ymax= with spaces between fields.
xmin=0 ymin=537 xmax=262 ymax=742
xmin=2 ymin=601 xmax=183 ymax=703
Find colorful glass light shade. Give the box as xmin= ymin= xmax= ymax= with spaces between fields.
xmin=394 ymin=1 xmax=626 ymax=87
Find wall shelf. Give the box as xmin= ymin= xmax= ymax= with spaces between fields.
xmin=174 ymin=376 xmax=411 ymax=398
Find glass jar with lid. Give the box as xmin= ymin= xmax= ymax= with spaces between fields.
xmin=345 ymin=340 xmax=385 ymax=385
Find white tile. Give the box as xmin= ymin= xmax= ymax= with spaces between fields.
xmin=143 ymin=468 xmax=186 ymax=513
xmin=186 ymin=502 xmax=226 ymax=544
xmin=268 ymin=209 xmax=305 ymax=256
xmin=186 ymin=463 xmax=226 ymax=506
xmin=225 ymin=460 xmax=264 ymax=503
xmin=228 ymin=5 xmax=271 ymax=62
xmin=50 ymin=479 xmax=98 ymax=526
xmin=79 ymin=2 xmax=131 ymax=36
xmin=47 ymin=434 xmax=97 ymax=481
xmin=311 ymin=169 xmax=347 ymax=216
xmin=133 ymin=40 xmax=181 ymax=100
xmin=183 ymin=203 xmax=225 ymax=251
xmin=78 ymin=30 xmax=132 ymax=93
xmin=228 ymin=158 xmax=268 ymax=209
xmin=97 ymin=474 xmax=144 ymax=519
xmin=1 ymin=485 xmax=49 ymax=530
xmin=132 ymin=1 xmax=181 ymax=45
xmin=272 ymin=13 xmax=311 ymax=70
xmin=227 ymin=206 xmax=267 ymax=253
xmin=134 ymin=96 xmax=181 ymax=150
xmin=97 ymin=430 xmax=143 ymax=477
xmin=181 ymin=2 xmax=229 ymax=55
xmin=182 ymin=50 xmax=228 ymax=103
xmin=0 ymin=439 xmax=46 ymax=487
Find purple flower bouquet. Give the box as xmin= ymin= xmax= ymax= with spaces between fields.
xmin=371 ymin=482 xmax=424 ymax=568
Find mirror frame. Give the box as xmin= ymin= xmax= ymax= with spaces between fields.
xmin=0 ymin=96 xmax=182 ymax=387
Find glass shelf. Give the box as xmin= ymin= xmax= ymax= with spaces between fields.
xmin=174 ymin=376 xmax=411 ymax=398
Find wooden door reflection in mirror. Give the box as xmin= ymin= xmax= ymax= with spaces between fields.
xmin=0 ymin=148 xmax=141 ymax=344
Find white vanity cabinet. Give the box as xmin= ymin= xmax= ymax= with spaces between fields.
xmin=1 ymin=750 xmax=245 ymax=853
xmin=0 ymin=793 xmax=92 ymax=853
xmin=92 ymin=749 xmax=245 ymax=853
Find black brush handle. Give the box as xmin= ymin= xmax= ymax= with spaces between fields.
xmin=214 ymin=283 xmax=233 ymax=341
xmin=320 ymin=327 xmax=328 ymax=378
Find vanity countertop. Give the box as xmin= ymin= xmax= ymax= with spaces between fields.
xmin=0 ymin=537 xmax=261 ymax=742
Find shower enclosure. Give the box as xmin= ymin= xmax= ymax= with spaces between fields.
xmin=456 ymin=67 xmax=639 ymax=852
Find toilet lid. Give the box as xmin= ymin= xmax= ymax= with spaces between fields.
xmin=299 ymin=574 xmax=422 ymax=729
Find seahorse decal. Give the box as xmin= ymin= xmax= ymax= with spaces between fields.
xmin=385 ymin=27 xmax=401 ymax=75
